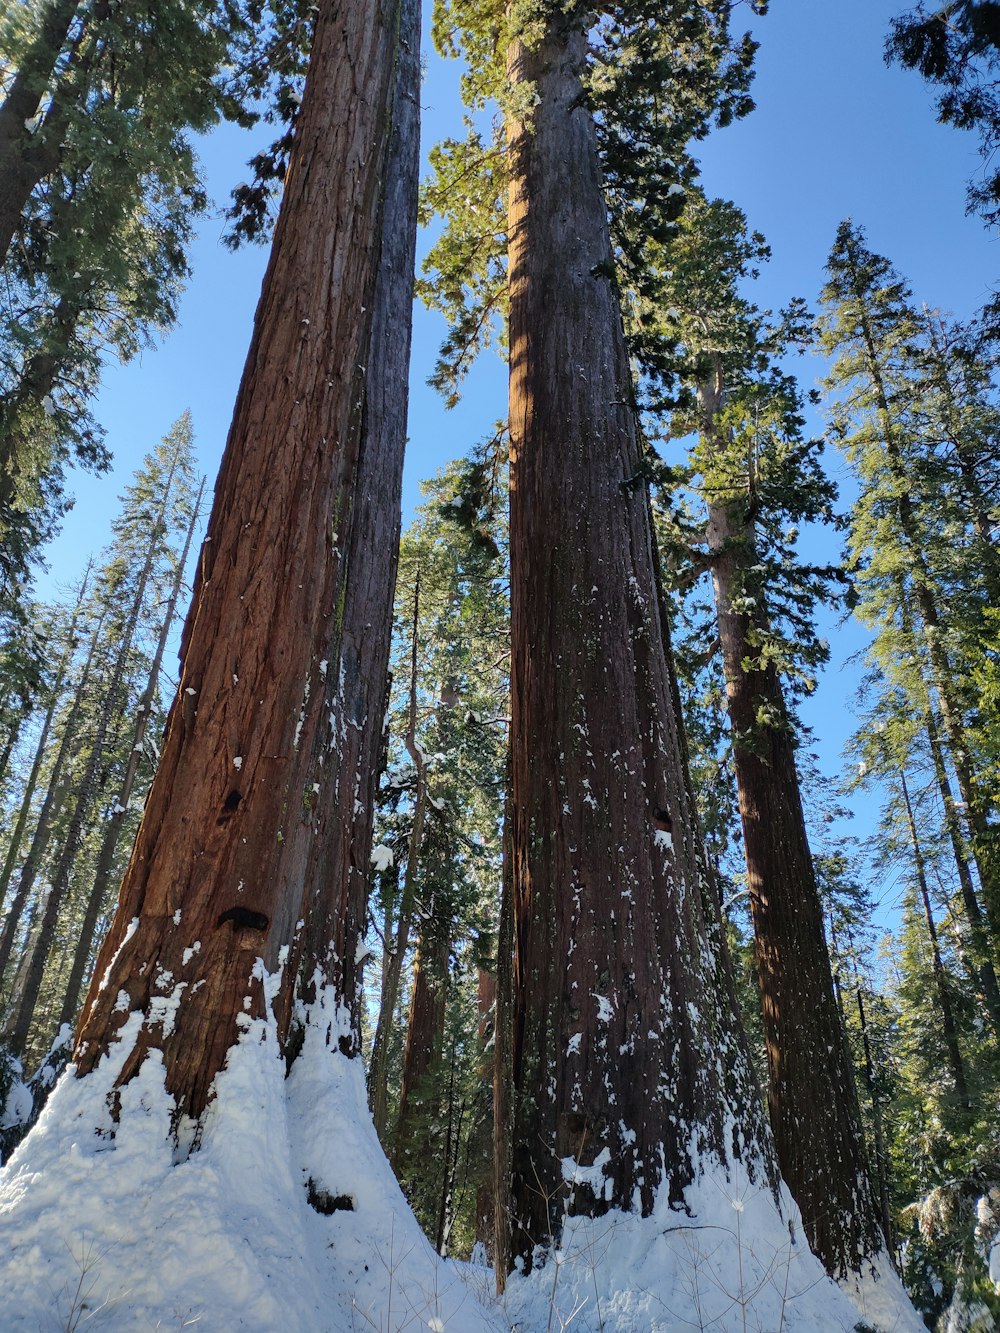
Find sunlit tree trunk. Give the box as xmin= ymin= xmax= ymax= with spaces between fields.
xmin=73 ymin=0 xmax=407 ymax=1126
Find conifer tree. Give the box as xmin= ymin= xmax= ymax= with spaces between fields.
xmin=819 ymin=221 xmax=1000 ymax=956
xmin=0 ymin=2 xmax=289 ymax=628
xmin=500 ymin=0 xmax=776 ymax=1274
xmin=0 ymin=569 xmax=91 ymax=931
xmin=68 ymin=0 xmax=414 ymax=1138
xmin=652 ymin=195 xmax=885 ymax=1275
xmin=0 ymin=601 xmax=107 ymax=989
xmin=886 ymin=2 xmax=1000 ymax=230
xmin=367 ymin=451 xmax=507 ymax=1155
xmin=1 ymin=416 xmax=197 ymax=1053
xmin=55 ymin=473 xmax=205 ymax=1037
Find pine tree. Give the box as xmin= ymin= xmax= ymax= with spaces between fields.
xmin=55 ymin=473 xmax=205 ymax=1038
xmin=886 ymin=2 xmax=1000 ymax=230
xmin=1 ymin=416 xmax=197 ymax=1055
xmin=367 ymin=451 xmax=508 ymax=1159
xmin=0 ymin=2 xmax=276 ymax=630
xmin=819 ymin=221 xmax=1000 ymax=959
xmin=651 ymin=195 xmax=885 ymax=1276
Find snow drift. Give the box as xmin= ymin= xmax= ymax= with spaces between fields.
xmin=0 ymin=983 xmax=921 ymax=1331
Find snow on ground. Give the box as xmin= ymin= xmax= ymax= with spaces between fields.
xmin=0 ymin=980 xmax=923 ymax=1330
xmin=497 ymin=1167 xmax=924 ymax=1333
xmin=0 ymin=989 xmax=499 ymax=1332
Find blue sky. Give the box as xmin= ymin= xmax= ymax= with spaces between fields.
xmin=38 ymin=0 xmax=998 ymax=921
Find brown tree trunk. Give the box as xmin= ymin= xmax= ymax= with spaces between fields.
xmin=394 ymin=932 xmax=448 ymax=1158
xmin=899 ymin=767 xmax=971 ymax=1107
xmin=505 ymin=11 xmax=773 ymax=1273
xmin=55 ymin=480 xmax=205 ymax=1035
xmin=699 ymin=360 xmax=885 ymax=1277
xmin=73 ymin=0 xmax=408 ymax=1131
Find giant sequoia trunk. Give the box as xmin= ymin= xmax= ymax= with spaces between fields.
xmin=504 ymin=12 xmax=773 ymax=1270
xmin=699 ymin=363 xmax=886 ymax=1278
xmin=73 ymin=0 xmax=415 ymax=1126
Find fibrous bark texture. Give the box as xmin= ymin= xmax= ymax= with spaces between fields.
xmin=701 ymin=364 xmax=885 ymax=1278
xmin=74 ymin=0 xmax=414 ymax=1128
xmin=505 ymin=13 xmax=773 ymax=1269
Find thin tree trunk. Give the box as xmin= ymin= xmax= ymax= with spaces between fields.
xmin=922 ymin=702 xmax=1000 ymax=1043
xmin=73 ymin=0 xmax=403 ymax=1128
xmin=474 ymin=964 xmax=496 ymax=1260
xmin=0 ymin=566 xmax=91 ymax=919
xmin=699 ymin=359 xmax=884 ymax=1276
xmin=394 ymin=928 xmax=448 ymax=1165
xmin=55 ymin=480 xmax=205 ymax=1035
xmin=0 ymin=604 xmax=105 ymax=985
xmin=505 ymin=10 xmax=774 ymax=1273
xmin=899 ymin=766 xmax=971 ymax=1106
xmin=3 ymin=439 xmax=186 ymax=1049
xmin=854 ymin=297 xmax=1000 ymax=944
xmin=851 ymin=960 xmax=895 ymax=1251
xmin=369 ymin=576 xmax=428 ymax=1140
xmin=435 ymin=1035 xmax=459 ymax=1255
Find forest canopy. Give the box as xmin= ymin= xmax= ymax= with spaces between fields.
xmin=0 ymin=2 xmax=998 ymax=1331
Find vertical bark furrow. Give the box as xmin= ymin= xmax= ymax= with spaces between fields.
xmin=505 ymin=16 xmax=772 ymax=1269
xmin=73 ymin=0 xmax=406 ymax=1125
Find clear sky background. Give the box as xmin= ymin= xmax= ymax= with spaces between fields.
xmin=37 ymin=0 xmax=999 ymax=924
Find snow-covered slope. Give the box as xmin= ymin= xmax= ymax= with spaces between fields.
xmin=0 ymin=989 xmax=921 ymax=1331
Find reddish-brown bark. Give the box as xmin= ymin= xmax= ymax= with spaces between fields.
xmin=505 ymin=13 xmax=772 ymax=1269
xmin=73 ymin=0 xmax=410 ymax=1128
xmin=700 ymin=363 xmax=884 ymax=1276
